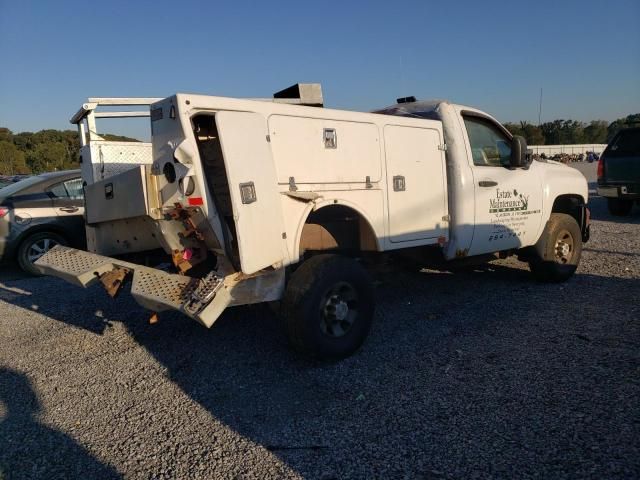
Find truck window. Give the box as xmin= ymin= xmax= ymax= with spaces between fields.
xmin=463 ymin=116 xmax=511 ymax=167
xmin=606 ymin=129 xmax=640 ymax=157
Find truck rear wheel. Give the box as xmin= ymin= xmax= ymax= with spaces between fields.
xmin=607 ymin=198 xmax=633 ymax=216
xmin=528 ymin=213 xmax=582 ymax=283
xmin=281 ymin=254 xmax=374 ymax=360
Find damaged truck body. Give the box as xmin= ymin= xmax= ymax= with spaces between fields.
xmin=37 ymin=85 xmax=590 ymax=359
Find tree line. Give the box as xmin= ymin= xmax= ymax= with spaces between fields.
xmin=504 ymin=113 xmax=639 ymax=146
xmin=0 ymin=127 xmax=137 ymax=175
xmin=1 ymin=113 xmax=639 ymax=175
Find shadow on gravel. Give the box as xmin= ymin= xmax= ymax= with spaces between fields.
xmin=0 ymin=368 xmax=120 ymax=480
xmin=114 ymin=265 xmax=639 ymax=477
xmin=0 ymin=266 xmax=30 ymax=282
xmin=583 ymin=247 xmax=640 ymax=257
xmin=1 ymin=254 xmax=639 ymax=476
xmin=0 ymin=279 xmax=113 ymax=335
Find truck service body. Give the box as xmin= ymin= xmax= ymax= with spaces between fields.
xmin=37 ymin=85 xmax=590 ymax=358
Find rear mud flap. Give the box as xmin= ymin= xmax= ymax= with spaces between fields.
xmin=35 ymin=245 xmax=232 ymax=327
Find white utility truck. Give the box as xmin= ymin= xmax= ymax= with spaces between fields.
xmin=37 ymin=84 xmax=590 ymax=359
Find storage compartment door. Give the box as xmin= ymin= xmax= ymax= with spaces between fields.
xmin=215 ymin=111 xmax=286 ymax=274
xmin=385 ymin=125 xmax=448 ymax=243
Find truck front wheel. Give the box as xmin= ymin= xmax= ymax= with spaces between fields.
xmin=528 ymin=213 xmax=582 ymax=283
xmin=607 ymin=198 xmax=633 ymax=216
xmin=281 ymin=254 xmax=375 ymax=360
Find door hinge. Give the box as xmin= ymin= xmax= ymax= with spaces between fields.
xmin=438 ymin=143 xmax=447 ymax=151
xmin=289 ymin=176 xmax=298 ymax=192
xmin=442 ymin=214 xmax=450 ymax=222
xmin=266 ymin=134 xmax=271 ymax=142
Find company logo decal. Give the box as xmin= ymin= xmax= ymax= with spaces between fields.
xmin=487 ymin=188 xmax=540 ymax=243
xmin=489 ymin=188 xmax=529 ymax=213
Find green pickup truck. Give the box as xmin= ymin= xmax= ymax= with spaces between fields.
xmin=597 ymin=127 xmax=640 ymax=216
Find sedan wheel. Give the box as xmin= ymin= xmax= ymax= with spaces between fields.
xmin=27 ymin=237 xmax=59 ymax=263
xmin=18 ymin=232 xmax=67 ymax=276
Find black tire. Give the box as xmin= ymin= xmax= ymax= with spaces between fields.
xmin=607 ymin=198 xmax=633 ymax=216
xmin=17 ymin=231 xmax=67 ymax=276
xmin=280 ymin=254 xmax=375 ymax=360
xmin=528 ymin=213 xmax=582 ymax=283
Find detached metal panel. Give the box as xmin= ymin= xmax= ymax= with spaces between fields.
xmin=216 ymin=111 xmax=286 ymax=274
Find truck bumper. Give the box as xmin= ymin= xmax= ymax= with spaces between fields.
xmin=597 ymin=185 xmax=640 ymax=200
xmin=34 ymin=245 xmax=283 ymax=327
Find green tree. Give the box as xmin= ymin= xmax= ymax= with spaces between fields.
xmin=563 ymin=120 xmax=586 ymax=143
xmin=12 ymin=132 xmax=35 ymax=151
xmin=26 ymin=142 xmax=67 ymax=173
xmin=0 ymin=128 xmax=12 ymax=143
xmin=503 ymin=122 xmax=523 ymax=137
xmin=541 ymin=120 xmax=563 ymax=144
xmin=607 ymin=114 xmax=640 ymax=141
xmin=503 ymin=122 xmax=545 ymax=145
xmin=519 ymin=121 xmax=545 ymax=145
xmin=583 ymin=121 xmax=608 ymax=143
xmin=0 ymin=141 xmax=30 ymax=174
xmin=540 ymin=120 xmax=586 ymax=144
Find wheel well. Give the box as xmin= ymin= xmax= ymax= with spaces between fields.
xmin=299 ymin=205 xmax=378 ymax=257
xmin=551 ymin=195 xmax=585 ymax=227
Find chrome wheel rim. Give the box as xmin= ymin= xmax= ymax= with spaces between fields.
xmin=27 ymin=238 xmax=58 ymax=263
xmin=554 ymin=230 xmax=574 ymax=264
xmin=320 ymin=282 xmax=359 ymax=338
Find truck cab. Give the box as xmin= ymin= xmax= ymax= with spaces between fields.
xmin=375 ymin=100 xmax=589 ymax=260
xmin=36 ymin=85 xmax=590 ymax=359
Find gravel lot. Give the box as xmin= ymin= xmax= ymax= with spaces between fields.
xmin=1 ymin=162 xmax=638 ymax=479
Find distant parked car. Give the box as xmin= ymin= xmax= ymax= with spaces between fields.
xmin=0 ymin=174 xmax=31 ymax=189
xmin=0 ymin=170 xmax=85 ymax=274
xmin=597 ymin=128 xmax=640 ymax=216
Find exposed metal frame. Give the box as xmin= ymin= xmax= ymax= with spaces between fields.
xmin=70 ymin=97 xmax=162 ymax=146
xmin=70 ymin=85 xmax=323 ymax=146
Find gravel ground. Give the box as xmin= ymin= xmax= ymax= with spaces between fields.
xmin=0 ymin=162 xmax=638 ymax=479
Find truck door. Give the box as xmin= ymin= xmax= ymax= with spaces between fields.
xmin=215 ymin=111 xmax=286 ymax=274
xmin=462 ymin=114 xmax=543 ymax=256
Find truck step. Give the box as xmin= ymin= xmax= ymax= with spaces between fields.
xmin=35 ymin=245 xmax=126 ymax=287
xmin=35 ymin=245 xmax=230 ymax=327
xmin=130 ymin=267 xmax=198 ymax=312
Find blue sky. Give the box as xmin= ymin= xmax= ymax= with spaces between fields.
xmin=1 ymin=0 xmax=639 ymax=138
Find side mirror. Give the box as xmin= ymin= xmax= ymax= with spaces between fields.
xmin=510 ymin=135 xmax=529 ymax=168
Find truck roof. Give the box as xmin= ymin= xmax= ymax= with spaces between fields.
xmin=373 ymin=99 xmax=448 ymax=118
xmin=373 ymin=99 xmax=488 ymax=119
